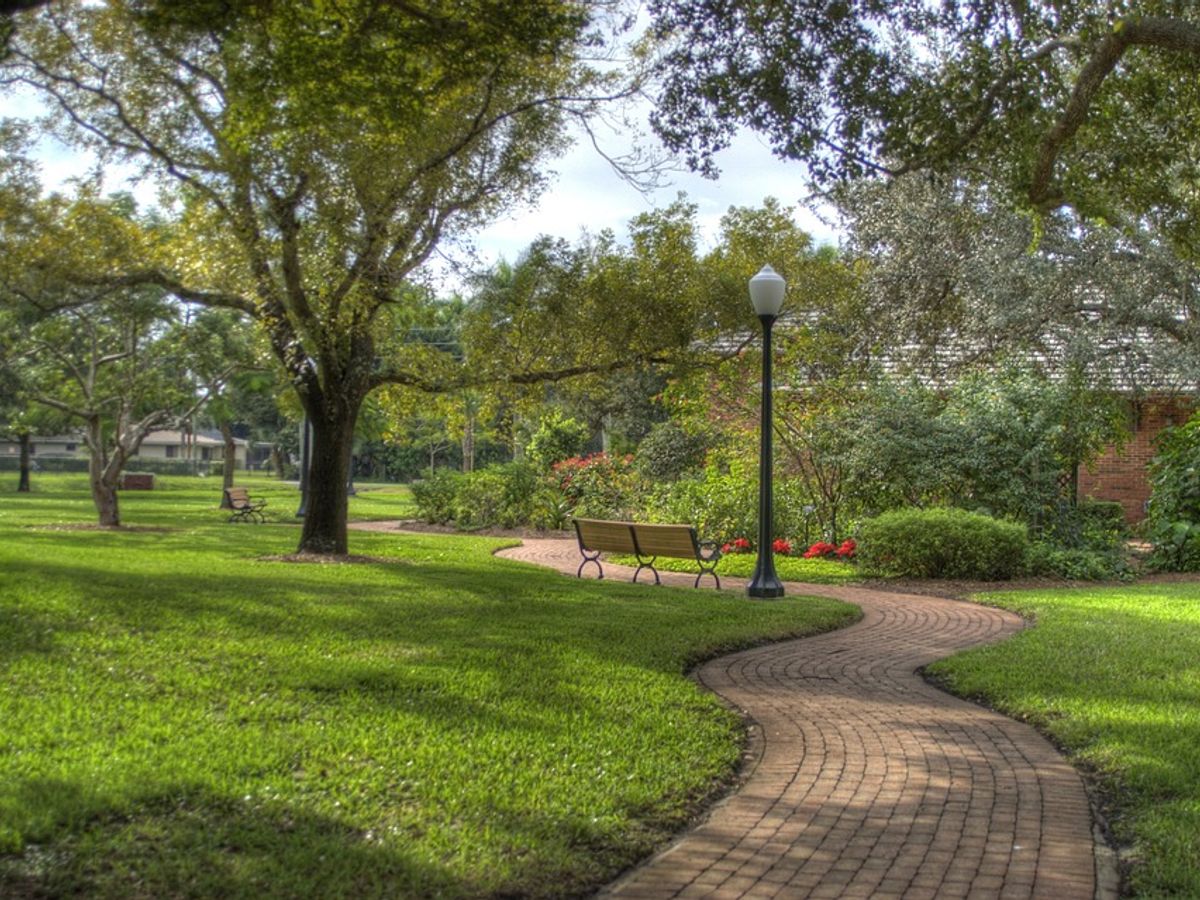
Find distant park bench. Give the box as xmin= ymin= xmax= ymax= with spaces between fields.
xmin=572 ymin=518 xmax=722 ymax=589
xmin=224 ymin=486 xmax=267 ymax=524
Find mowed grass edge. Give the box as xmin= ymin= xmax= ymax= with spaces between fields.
xmin=928 ymin=583 xmax=1200 ymax=898
xmin=0 ymin=475 xmax=858 ymax=898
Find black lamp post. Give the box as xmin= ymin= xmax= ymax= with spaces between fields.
xmin=747 ymin=264 xmax=786 ymax=599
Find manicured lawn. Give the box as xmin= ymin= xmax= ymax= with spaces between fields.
xmin=612 ymin=552 xmax=860 ymax=585
xmin=0 ymin=474 xmax=856 ymax=898
xmin=930 ymin=583 xmax=1200 ymax=898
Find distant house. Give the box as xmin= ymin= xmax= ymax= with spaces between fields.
xmin=0 ymin=429 xmax=250 ymax=468
xmin=0 ymin=434 xmax=82 ymax=459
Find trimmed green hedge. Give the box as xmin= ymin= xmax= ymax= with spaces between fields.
xmin=857 ymin=507 xmax=1028 ymax=580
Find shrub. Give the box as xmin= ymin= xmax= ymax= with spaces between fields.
xmin=525 ymin=411 xmax=589 ymax=471
xmin=641 ymin=461 xmax=814 ymax=544
xmin=452 ymin=462 xmax=542 ymax=530
xmin=552 ymin=453 xmax=638 ymax=519
xmin=635 ymin=422 xmax=707 ymax=482
xmin=411 ymin=468 xmax=465 ymax=524
xmin=1146 ymin=413 xmax=1200 ymax=570
xmin=856 ymin=507 xmax=1029 ymax=580
xmin=1025 ymin=541 xmax=1130 ymax=581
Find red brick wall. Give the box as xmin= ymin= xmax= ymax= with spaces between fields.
xmin=1078 ymin=396 xmax=1195 ymax=523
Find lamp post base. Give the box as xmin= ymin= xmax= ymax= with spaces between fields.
xmin=747 ymin=581 xmax=786 ymax=599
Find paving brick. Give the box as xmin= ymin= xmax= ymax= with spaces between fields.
xmin=495 ymin=539 xmax=1117 ymax=900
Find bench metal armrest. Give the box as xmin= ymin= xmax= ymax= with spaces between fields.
xmin=697 ymin=539 xmax=722 ymax=563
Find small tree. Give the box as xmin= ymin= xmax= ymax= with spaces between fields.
xmin=525 ymin=409 xmax=589 ymax=471
xmin=2 ymin=286 xmax=230 ymax=525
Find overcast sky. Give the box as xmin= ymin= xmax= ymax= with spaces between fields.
xmin=2 ymin=85 xmax=839 ymax=292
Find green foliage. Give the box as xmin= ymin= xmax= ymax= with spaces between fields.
xmin=635 ymin=422 xmax=707 ymax=482
xmin=525 ymin=410 xmax=589 ymax=471
xmin=553 ymin=453 xmax=638 ymax=520
xmin=1024 ymin=542 xmax=1129 ymax=581
xmin=1146 ymin=412 xmax=1200 ymax=570
xmin=410 ymin=469 xmax=466 ymax=525
xmin=452 ymin=462 xmax=541 ymax=530
xmin=641 ymin=461 xmax=814 ymax=544
xmin=856 ymin=508 xmax=1029 ymax=580
xmin=930 ymin=583 xmax=1200 ymax=897
xmin=649 ymin=1 xmax=1200 ymax=258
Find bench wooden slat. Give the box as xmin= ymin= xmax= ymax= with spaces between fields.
xmin=631 ymin=523 xmax=699 ymax=558
xmin=574 ymin=518 xmax=638 ymax=554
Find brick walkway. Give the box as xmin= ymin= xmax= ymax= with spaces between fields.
xmin=495 ymin=538 xmax=1117 ymax=900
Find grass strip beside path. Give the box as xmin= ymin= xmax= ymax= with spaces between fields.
xmin=609 ymin=552 xmax=860 ymax=585
xmin=929 ymin=583 xmax=1200 ymax=897
xmin=0 ymin=475 xmax=857 ymax=898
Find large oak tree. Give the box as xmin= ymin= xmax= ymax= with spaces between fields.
xmin=2 ymin=0 xmax=644 ymax=553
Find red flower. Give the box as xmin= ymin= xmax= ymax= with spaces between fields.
xmin=803 ymin=541 xmax=836 ymax=559
xmin=732 ymin=537 xmax=752 ymax=553
xmin=721 ymin=542 xmax=733 ymax=554
xmin=772 ymin=538 xmax=792 ymax=555
xmin=836 ymin=539 xmax=856 ymax=559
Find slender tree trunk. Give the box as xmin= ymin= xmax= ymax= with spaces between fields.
xmin=297 ymin=406 xmax=357 ymax=555
xmin=462 ymin=414 xmax=475 ymax=473
xmin=17 ymin=432 xmax=31 ymax=492
xmin=270 ymin=445 xmax=284 ymax=479
xmin=219 ymin=421 xmax=236 ymax=496
xmin=86 ymin=419 xmax=120 ymax=526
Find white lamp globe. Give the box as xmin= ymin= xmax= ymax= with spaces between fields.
xmin=748 ymin=264 xmax=786 ymax=317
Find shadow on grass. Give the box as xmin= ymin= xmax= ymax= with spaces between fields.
xmin=0 ymin=781 xmax=476 ymax=900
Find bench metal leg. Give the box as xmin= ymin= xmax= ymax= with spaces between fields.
xmin=694 ymin=566 xmax=721 ymax=589
xmin=577 ymin=549 xmax=604 ymax=579
xmin=633 ymin=554 xmax=660 ymax=585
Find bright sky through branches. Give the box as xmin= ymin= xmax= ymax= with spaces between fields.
xmin=1 ymin=86 xmax=838 ymax=293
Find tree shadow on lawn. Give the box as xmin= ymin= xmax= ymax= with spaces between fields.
xmin=0 ymin=779 xmax=480 ymax=900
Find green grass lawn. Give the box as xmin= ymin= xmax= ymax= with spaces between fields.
xmin=930 ymin=583 xmax=1200 ymax=897
xmin=0 ymin=474 xmax=856 ymax=898
xmin=611 ymin=552 xmax=860 ymax=585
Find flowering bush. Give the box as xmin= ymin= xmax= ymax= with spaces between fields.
xmin=803 ymin=541 xmax=837 ymax=559
xmin=772 ymin=538 xmax=793 ymax=555
xmin=721 ymin=537 xmax=752 ymax=554
xmin=836 ymin=539 xmax=856 ymax=559
xmin=552 ymin=452 xmax=638 ymax=519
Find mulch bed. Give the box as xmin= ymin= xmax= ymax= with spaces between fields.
xmin=349 ymin=519 xmax=573 ymax=540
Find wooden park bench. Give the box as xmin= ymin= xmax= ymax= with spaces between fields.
xmin=572 ymin=518 xmax=722 ymax=589
xmin=224 ymin=486 xmax=267 ymax=524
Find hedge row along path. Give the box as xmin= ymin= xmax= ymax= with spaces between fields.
xmin=495 ymin=538 xmax=1118 ymax=900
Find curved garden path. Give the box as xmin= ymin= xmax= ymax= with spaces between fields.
xmin=496 ymin=538 xmax=1117 ymax=900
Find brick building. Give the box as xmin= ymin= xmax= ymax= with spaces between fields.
xmin=1079 ymin=395 xmax=1195 ymax=523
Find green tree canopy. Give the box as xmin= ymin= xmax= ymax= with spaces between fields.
xmin=649 ymin=1 xmax=1200 ymax=251
xmin=2 ymin=0 xmax=644 ymax=552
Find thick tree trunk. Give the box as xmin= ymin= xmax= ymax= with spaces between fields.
xmin=17 ymin=432 xmax=31 ymax=492
xmin=297 ymin=408 xmax=357 ymax=555
xmin=220 ymin=421 xmax=236 ymax=497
